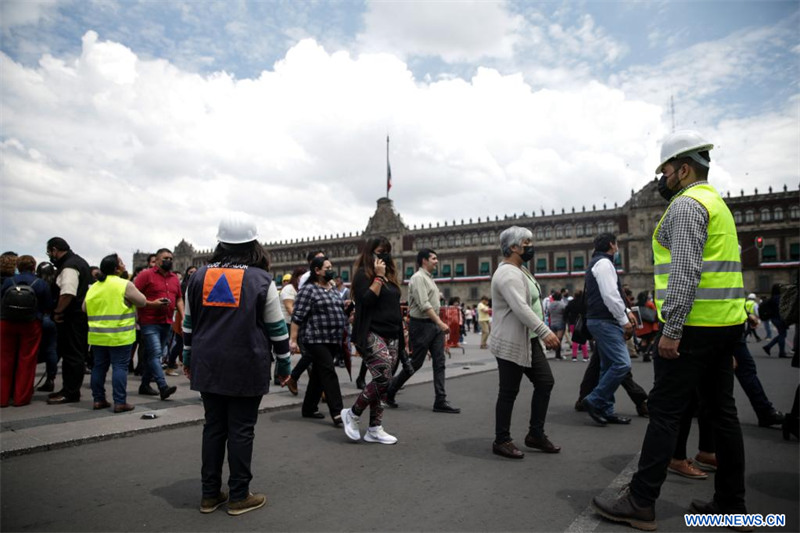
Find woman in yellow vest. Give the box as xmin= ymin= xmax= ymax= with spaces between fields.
xmin=83 ymin=254 xmax=152 ymax=412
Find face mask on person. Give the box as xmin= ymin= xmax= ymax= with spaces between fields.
xmin=520 ymin=245 xmax=535 ymax=262
xmin=323 ymin=270 xmax=335 ymax=282
xmin=375 ymin=252 xmax=392 ymax=264
xmin=160 ymin=260 xmax=173 ymax=272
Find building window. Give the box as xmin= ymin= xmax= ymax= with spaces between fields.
xmin=760 ymin=208 xmax=771 ymax=222
xmin=447 ymin=236 xmax=455 ymax=247
xmin=481 ymin=233 xmax=491 ymax=245
xmin=733 ymin=211 xmax=742 ymax=224
xmin=774 ymin=207 xmax=783 ymax=221
xmin=544 ymin=226 xmax=553 ymax=239
xmin=455 ymin=235 xmax=463 ymax=247
xmin=340 ymin=270 xmax=349 ymax=282
xmin=790 ymin=206 xmax=800 ymax=220
xmin=790 ymin=243 xmax=799 ymax=261
xmin=762 ymin=244 xmax=777 ymax=262
xmin=614 ymin=252 xmax=622 ymax=267
xmin=442 ymin=288 xmax=451 ymax=301
xmin=469 ymin=287 xmax=479 ymax=300
xmin=564 ymin=224 xmax=572 ymax=238
xmin=536 ymin=258 xmax=547 ymax=273
xmin=455 ymin=263 xmax=465 ymax=277
xmin=405 ymin=266 xmax=414 ymax=279
xmin=442 ymin=264 xmax=452 ymax=277
xmin=745 ymin=210 xmax=754 ymax=223
xmin=575 ymin=224 xmax=584 ymax=237
xmin=555 ymin=257 xmax=567 ymax=272
xmin=535 ymin=227 xmax=544 ymax=240
xmin=586 ymin=223 xmax=595 ymax=235
xmin=479 ymin=261 xmax=491 ymax=275
xmin=573 ymin=256 xmax=585 ymax=271
xmin=555 ymin=226 xmax=564 ymax=238
xmin=432 ymin=267 xmax=439 ymax=277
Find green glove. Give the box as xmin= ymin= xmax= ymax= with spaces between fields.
xmin=276 ymin=357 xmax=292 ymax=377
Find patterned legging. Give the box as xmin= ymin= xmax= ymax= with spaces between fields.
xmin=352 ymin=332 xmax=398 ymax=427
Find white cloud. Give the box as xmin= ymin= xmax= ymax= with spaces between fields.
xmin=0 ymin=29 xmax=795 ymax=268
xmin=358 ymin=1 xmax=522 ymax=62
xmin=0 ymin=0 xmax=59 ymax=31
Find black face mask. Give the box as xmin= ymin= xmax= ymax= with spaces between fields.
xmin=160 ymin=260 xmax=173 ymax=272
xmin=323 ymin=270 xmax=335 ymax=282
xmin=375 ymin=252 xmax=392 ymax=264
xmin=657 ymin=173 xmax=676 ymax=202
xmin=520 ymin=245 xmax=535 ymax=262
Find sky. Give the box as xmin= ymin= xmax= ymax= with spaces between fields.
xmin=1 ymin=0 xmax=798 ymax=268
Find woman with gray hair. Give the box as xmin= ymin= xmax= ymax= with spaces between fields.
xmin=489 ymin=226 xmax=561 ymax=459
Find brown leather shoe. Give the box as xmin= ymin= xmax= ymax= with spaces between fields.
xmin=492 ymin=440 xmax=524 ymax=459
xmin=281 ymin=376 xmax=298 ymax=396
xmin=47 ymin=394 xmax=80 ymax=405
xmin=694 ymin=451 xmax=717 ymax=472
xmin=93 ymin=400 xmax=111 ymax=410
xmin=524 ymin=433 xmax=561 ymax=453
xmin=668 ymin=459 xmax=707 ymax=479
xmin=114 ymin=403 xmax=135 ymax=413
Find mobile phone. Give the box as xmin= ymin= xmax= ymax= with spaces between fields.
xmin=631 ymin=306 xmax=643 ymax=329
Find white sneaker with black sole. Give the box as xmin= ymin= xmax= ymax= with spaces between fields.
xmin=341 ymin=408 xmax=361 ymax=441
xmin=363 ymin=425 xmax=397 ymax=445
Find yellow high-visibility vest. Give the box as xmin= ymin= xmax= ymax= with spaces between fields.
xmin=652 ymin=183 xmax=746 ymax=327
xmin=86 ymin=275 xmax=136 ymax=346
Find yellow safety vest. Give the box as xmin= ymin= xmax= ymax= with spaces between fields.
xmin=86 ymin=275 xmax=137 ymax=346
xmin=744 ymin=300 xmax=757 ymax=316
xmin=652 ymin=183 xmax=746 ymax=327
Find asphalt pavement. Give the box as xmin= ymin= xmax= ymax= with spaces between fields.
xmin=1 ymin=335 xmax=798 ymax=532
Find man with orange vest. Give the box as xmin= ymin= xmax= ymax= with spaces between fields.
xmin=592 ymin=131 xmax=749 ymax=531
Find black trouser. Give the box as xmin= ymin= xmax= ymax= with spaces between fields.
xmin=290 ymin=341 xmax=313 ymax=382
xmin=630 ymin=325 xmax=746 ymax=511
xmin=578 ymin=346 xmax=648 ymax=408
xmin=674 ymin=390 xmax=714 ymax=459
xmin=56 ymin=314 xmax=88 ymax=399
xmin=201 ymin=393 xmax=262 ymax=501
xmin=301 ymin=343 xmax=343 ymax=419
xmin=388 ymin=318 xmax=447 ymax=404
xmin=733 ymin=337 xmax=775 ymax=418
xmin=494 ymin=340 xmax=554 ymax=444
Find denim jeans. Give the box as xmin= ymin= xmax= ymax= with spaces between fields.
xmin=140 ymin=323 xmax=169 ymax=390
xmin=37 ymin=315 xmax=59 ymax=378
xmin=201 ymin=392 xmax=262 ymax=501
xmin=764 ymin=317 xmax=788 ymax=356
xmin=91 ymin=344 xmax=132 ymax=405
xmin=584 ymin=319 xmax=631 ymax=417
xmin=578 ymin=346 xmax=648 ymax=408
xmin=630 ymin=325 xmax=745 ymax=511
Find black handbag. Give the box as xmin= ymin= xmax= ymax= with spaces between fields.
xmin=571 ymin=288 xmax=592 ymax=344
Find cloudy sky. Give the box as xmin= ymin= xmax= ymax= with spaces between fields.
xmin=1 ymin=0 xmax=798 ymax=267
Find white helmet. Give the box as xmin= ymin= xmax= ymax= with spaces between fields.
xmin=747 ymin=293 xmax=757 ymax=300
xmin=655 ymin=130 xmax=714 ymax=174
xmin=217 ymin=213 xmax=259 ymax=244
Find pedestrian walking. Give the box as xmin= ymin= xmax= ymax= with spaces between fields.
xmin=183 ymin=214 xmax=292 ymax=516
xmin=489 ymin=227 xmax=561 ymax=459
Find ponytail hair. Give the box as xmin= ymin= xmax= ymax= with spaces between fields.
xmin=97 ymin=254 xmax=120 ymax=282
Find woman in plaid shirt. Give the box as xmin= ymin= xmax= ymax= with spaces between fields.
xmin=290 ymin=256 xmax=347 ymax=425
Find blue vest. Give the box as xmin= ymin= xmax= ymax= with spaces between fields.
xmin=584 ymin=252 xmax=624 ymax=321
xmin=186 ymin=263 xmax=274 ymax=397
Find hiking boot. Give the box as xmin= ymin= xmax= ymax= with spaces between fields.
xmin=341 ymin=408 xmax=361 ymax=441
xmin=200 ymin=491 xmax=228 ymax=513
xmin=592 ymin=486 xmax=656 ymax=531
xmin=363 ymin=425 xmax=397 ymax=445
xmin=159 ymin=385 xmax=177 ymax=400
xmin=227 ymin=493 xmax=266 ymax=516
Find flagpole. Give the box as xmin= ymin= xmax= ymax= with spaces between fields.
xmin=386 ymin=135 xmax=390 ymax=199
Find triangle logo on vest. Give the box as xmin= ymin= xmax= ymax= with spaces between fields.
xmin=203 ymin=267 xmax=244 ymax=308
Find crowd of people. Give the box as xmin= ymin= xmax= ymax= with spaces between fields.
xmin=1 ymin=130 xmax=798 ymax=526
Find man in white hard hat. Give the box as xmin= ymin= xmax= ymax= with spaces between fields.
xmin=592 ymin=131 xmax=750 ymax=531
xmin=744 ymin=293 xmax=761 ymax=341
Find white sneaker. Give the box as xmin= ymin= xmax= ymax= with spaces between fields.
xmin=341 ymin=408 xmax=361 ymax=441
xmin=363 ymin=425 xmax=397 ymax=445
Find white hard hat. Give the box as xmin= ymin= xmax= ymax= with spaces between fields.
xmin=655 ymin=130 xmax=714 ymax=174
xmin=747 ymin=293 xmax=757 ymax=300
xmin=217 ymin=213 xmax=259 ymax=244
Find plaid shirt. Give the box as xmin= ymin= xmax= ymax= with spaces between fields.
xmin=655 ymin=181 xmax=710 ymax=339
xmin=292 ymin=282 xmax=347 ymax=344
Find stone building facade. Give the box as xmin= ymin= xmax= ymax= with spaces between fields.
xmin=135 ymin=181 xmax=800 ymax=305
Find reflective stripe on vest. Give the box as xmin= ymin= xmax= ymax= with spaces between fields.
xmin=85 ymin=276 xmax=137 ymax=346
xmin=652 ymin=183 xmax=747 ymax=327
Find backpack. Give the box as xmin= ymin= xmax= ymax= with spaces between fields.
xmin=758 ymin=298 xmax=775 ymax=320
xmin=1 ymin=278 xmax=40 ymax=322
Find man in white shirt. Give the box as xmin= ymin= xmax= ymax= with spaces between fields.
xmin=580 ymin=233 xmax=637 ymax=426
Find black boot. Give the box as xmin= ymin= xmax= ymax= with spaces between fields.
xmin=37 ymin=376 xmax=55 ymax=392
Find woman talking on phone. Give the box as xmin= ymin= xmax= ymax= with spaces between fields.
xmin=340 ymin=237 xmax=405 ymax=444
